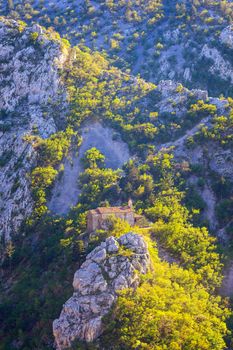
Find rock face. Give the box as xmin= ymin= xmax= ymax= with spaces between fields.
xmin=201 ymin=44 xmax=233 ymax=84
xmin=164 ymin=124 xmax=232 ymax=235
xmin=156 ymin=80 xmax=208 ymax=118
xmin=220 ymin=25 xmax=233 ymax=49
xmin=2 ymin=0 xmax=233 ymax=96
xmin=0 ymin=19 xmax=68 ymax=242
xmin=53 ymin=233 xmax=150 ymax=349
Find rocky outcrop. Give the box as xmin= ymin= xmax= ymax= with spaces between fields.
xmin=209 ymin=148 xmax=233 ymax=178
xmin=53 ymin=233 xmax=151 ymax=349
xmin=201 ymin=44 xmax=233 ymax=83
xmin=0 ymin=22 xmax=66 ymax=113
xmin=156 ymin=80 xmax=208 ymax=118
xmin=0 ymin=19 xmax=68 ymax=242
xmin=220 ymin=25 xmax=233 ymax=49
xmin=183 ymin=67 xmax=191 ymax=82
xmin=164 ymin=132 xmax=232 ymax=235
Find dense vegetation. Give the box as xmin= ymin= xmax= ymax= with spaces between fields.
xmin=102 ymin=268 xmax=229 ymax=350
xmin=0 ymin=6 xmax=233 ymax=350
xmin=186 ymin=100 xmax=233 ymax=234
xmin=1 ymin=141 xmax=230 ymax=348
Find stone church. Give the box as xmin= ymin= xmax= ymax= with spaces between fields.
xmin=87 ymin=200 xmax=142 ymax=232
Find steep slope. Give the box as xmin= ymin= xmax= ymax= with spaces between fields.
xmin=53 ymin=233 xmax=150 ymax=349
xmin=1 ymin=0 xmax=233 ymax=95
xmin=0 ymin=17 xmax=233 ymax=350
xmin=48 ymin=122 xmax=130 ymax=215
xmin=0 ymin=18 xmax=68 ymax=243
xmin=0 ymin=18 xmax=155 ymax=246
xmin=159 ymin=89 xmax=233 ymax=238
xmin=52 ymin=232 xmax=229 ymax=350
xmin=1 ymin=18 xmax=232 ymax=246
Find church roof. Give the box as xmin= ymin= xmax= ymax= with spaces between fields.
xmin=89 ymin=206 xmax=133 ymax=215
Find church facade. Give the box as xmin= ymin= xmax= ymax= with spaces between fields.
xmin=87 ymin=201 xmax=142 ymax=232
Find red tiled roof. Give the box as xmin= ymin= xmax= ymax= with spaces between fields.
xmin=89 ymin=206 xmax=133 ymax=215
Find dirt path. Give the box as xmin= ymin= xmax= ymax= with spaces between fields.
xmin=48 ymin=122 xmax=130 ymax=215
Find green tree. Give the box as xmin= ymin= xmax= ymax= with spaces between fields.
xmin=82 ymin=148 xmax=105 ymax=169
xmin=147 ymin=190 xmax=222 ymax=290
xmin=102 ymin=264 xmax=229 ymax=350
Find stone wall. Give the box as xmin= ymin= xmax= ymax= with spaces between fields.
xmin=87 ymin=210 xmax=135 ymax=232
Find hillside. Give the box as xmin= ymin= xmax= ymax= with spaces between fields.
xmin=0 ymin=7 xmax=233 ymax=350
xmin=1 ymin=0 xmax=233 ymax=95
xmin=1 ymin=18 xmax=232 ymax=246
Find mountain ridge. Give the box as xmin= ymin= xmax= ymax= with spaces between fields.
xmin=0 ymin=9 xmax=233 ymax=350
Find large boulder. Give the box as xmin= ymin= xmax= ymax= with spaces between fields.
xmin=53 ymin=233 xmax=151 ymax=349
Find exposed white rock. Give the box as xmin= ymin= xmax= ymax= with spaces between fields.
xmin=220 ymin=25 xmax=233 ymax=49
xmin=0 ymin=19 xmax=68 ymax=243
xmin=201 ymin=44 xmax=233 ymax=83
xmin=183 ymin=67 xmax=191 ymax=82
xmin=48 ymin=121 xmax=130 ymax=215
xmin=156 ymin=80 xmax=208 ymax=118
xmin=53 ymin=233 xmax=151 ymax=349
xmin=209 ymin=149 xmax=233 ymax=178
xmin=209 ymin=97 xmax=229 ymax=114
xmin=163 ymin=28 xmax=180 ymax=44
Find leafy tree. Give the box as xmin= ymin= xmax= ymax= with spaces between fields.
xmin=31 ymin=166 xmax=58 ymax=190
xmin=189 ymin=100 xmax=217 ymax=117
xmin=102 ymin=260 xmax=229 ymax=350
xmin=216 ymin=199 xmax=233 ymax=225
xmin=31 ymin=166 xmax=58 ymax=217
xmin=147 ymin=190 xmax=222 ymax=290
xmin=79 ymin=167 xmax=120 ymax=207
xmin=82 ymin=147 xmax=105 ymax=169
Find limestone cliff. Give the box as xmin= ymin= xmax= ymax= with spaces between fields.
xmin=0 ymin=19 xmax=68 ymax=242
xmin=53 ymin=233 xmax=151 ymax=349
xmin=220 ymin=25 xmax=233 ymax=49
